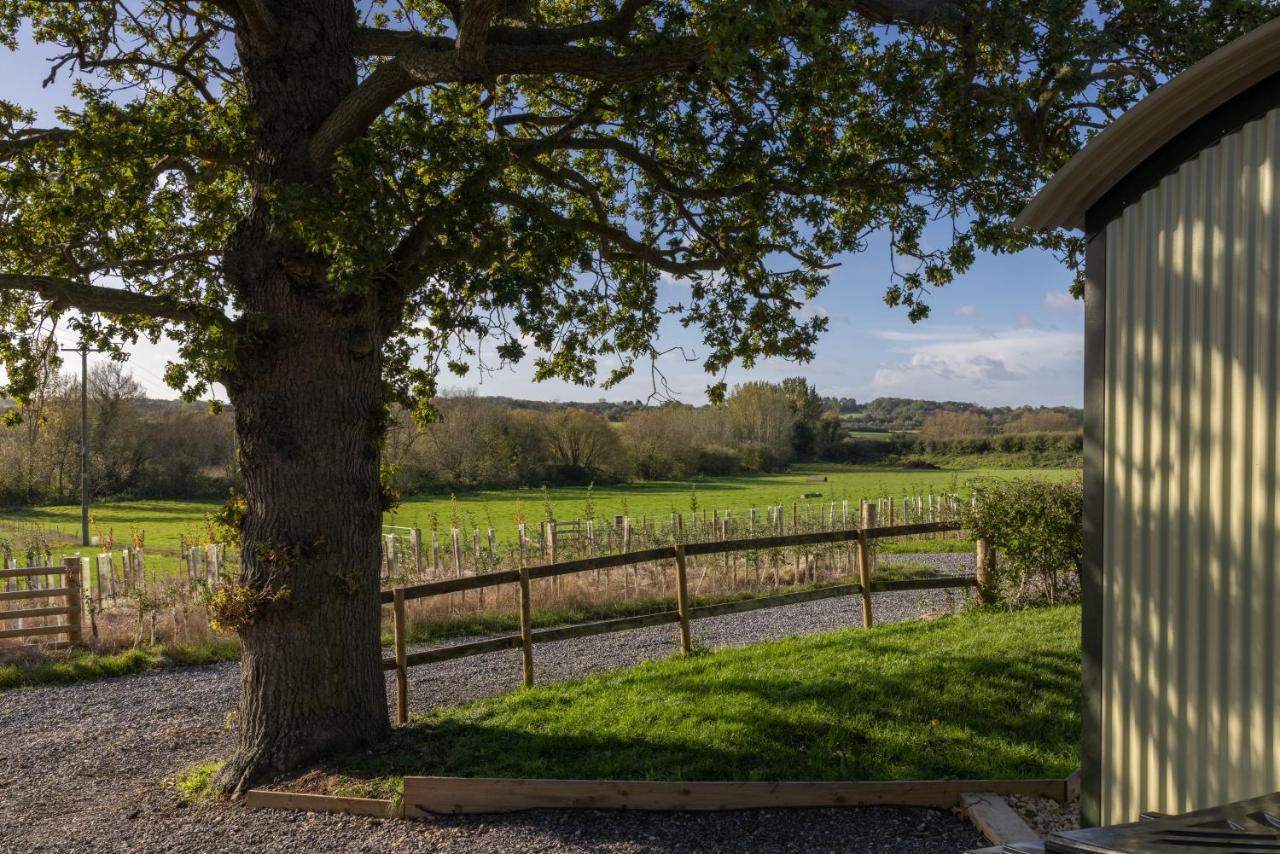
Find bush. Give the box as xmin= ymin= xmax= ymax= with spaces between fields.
xmin=695 ymin=444 xmax=742 ymax=476
xmin=964 ymin=475 xmax=1083 ymax=606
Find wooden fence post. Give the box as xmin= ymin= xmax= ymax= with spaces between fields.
xmin=549 ymin=520 xmax=560 ymax=598
xmin=81 ymin=555 xmax=98 ymax=640
xmin=857 ymin=502 xmax=876 ymax=628
xmin=975 ymin=537 xmax=995 ymax=605
xmin=518 ymin=566 xmax=534 ymax=687
xmin=384 ymin=533 xmax=398 ymax=578
xmin=393 ymin=587 xmax=408 ymax=726
xmin=63 ymin=556 xmax=83 ymax=646
xmin=674 ymin=545 xmax=692 ymax=654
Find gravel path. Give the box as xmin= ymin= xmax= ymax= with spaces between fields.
xmin=0 ymin=554 xmax=985 ymax=854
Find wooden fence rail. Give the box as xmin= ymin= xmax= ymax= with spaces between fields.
xmin=382 ymin=521 xmax=988 ymax=724
xmin=0 ymin=556 xmax=83 ymax=644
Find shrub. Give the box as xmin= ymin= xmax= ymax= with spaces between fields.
xmin=695 ymin=444 xmax=742 ymax=476
xmin=964 ymin=475 xmax=1083 ymax=606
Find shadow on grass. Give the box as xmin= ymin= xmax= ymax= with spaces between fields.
xmin=323 ymin=607 xmax=1081 ymax=797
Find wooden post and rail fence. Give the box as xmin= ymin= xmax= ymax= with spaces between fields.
xmin=0 ymin=523 xmax=998 ymax=665
xmin=381 ymin=520 xmax=996 ymax=724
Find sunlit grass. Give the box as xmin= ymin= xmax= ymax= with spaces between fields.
xmin=0 ymin=639 xmax=241 ymax=690
xmin=320 ymin=605 xmax=1081 ymax=797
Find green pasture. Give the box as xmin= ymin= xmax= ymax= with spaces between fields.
xmin=320 ymin=605 xmax=1081 ymax=794
xmin=0 ymin=463 xmax=1077 ymax=557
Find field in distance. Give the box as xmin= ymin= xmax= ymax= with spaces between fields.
xmin=0 ymin=463 xmax=1077 ymax=556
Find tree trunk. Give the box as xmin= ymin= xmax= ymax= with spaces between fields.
xmin=214 ymin=0 xmax=392 ymax=794
xmin=217 ymin=277 xmax=390 ymax=794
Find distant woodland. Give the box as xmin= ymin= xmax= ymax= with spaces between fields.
xmin=0 ymin=367 xmax=1081 ymax=506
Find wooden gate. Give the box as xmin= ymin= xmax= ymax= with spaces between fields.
xmin=0 ymin=556 xmax=83 ymax=646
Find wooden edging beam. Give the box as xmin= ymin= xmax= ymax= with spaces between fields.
xmin=400 ymin=776 xmax=1070 ymax=816
xmin=959 ymin=792 xmax=1041 ymax=847
xmin=244 ymin=789 xmax=400 ymax=818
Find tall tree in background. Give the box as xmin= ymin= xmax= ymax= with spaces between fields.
xmin=542 ymin=407 xmax=622 ymax=477
xmin=1 ymin=0 xmax=1274 ymax=791
xmin=780 ymin=376 xmax=824 ymax=456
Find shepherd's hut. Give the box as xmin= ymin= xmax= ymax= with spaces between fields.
xmin=1018 ymin=16 xmax=1280 ymax=828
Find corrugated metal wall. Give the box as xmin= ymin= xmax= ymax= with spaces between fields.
xmin=1101 ymin=107 xmax=1280 ymax=824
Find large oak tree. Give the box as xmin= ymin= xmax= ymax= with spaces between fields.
xmin=1 ymin=0 xmax=1273 ymax=791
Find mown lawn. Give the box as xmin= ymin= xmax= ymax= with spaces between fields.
xmin=0 ymin=463 xmax=1076 ymax=557
xmin=321 ymin=605 xmax=1081 ymax=797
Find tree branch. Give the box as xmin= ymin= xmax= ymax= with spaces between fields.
xmin=456 ymin=0 xmax=499 ymax=79
xmin=354 ymin=28 xmax=454 ymax=56
xmin=493 ymin=40 xmax=703 ymax=82
xmin=355 ymin=2 xmax=658 ymax=56
xmin=226 ymin=0 xmax=277 ymax=46
xmin=488 ymin=0 xmax=656 ymax=45
xmin=490 ymin=189 xmax=716 ymax=276
xmin=0 ymin=274 xmax=231 ymax=328
xmin=0 ymin=128 xmax=73 ymax=162
xmin=850 ymin=0 xmax=956 ymax=27
xmin=311 ymin=37 xmax=702 ymax=165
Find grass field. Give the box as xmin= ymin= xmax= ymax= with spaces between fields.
xmin=316 ymin=605 xmax=1081 ymax=796
xmin=0 ymin=463 xmax=1077 ymax=556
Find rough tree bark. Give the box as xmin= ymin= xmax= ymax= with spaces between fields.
xmin=214 ymin=0 xmax=392 ymax=794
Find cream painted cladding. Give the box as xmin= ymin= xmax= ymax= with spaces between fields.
xmin=1101 ymin=106 xmax=1280 ymax=825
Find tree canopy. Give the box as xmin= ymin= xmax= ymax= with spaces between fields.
xmin=4 ymin=0 xmax=1274 ymax=411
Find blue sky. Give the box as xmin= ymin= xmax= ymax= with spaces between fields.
xmin=2 ymin=30 xmax=1084 ymax=408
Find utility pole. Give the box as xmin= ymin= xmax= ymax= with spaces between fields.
xmin=60 ymin=343 xmax=107 ymax=547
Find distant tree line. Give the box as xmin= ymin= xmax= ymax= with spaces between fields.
xmin=830 ymin=430 xmax=1083 ymax=467
xmin=0 ymin=362 xmax=236 ymax=506
xmin=841 ymin=397 xmax=1082 ymax=433
xmin=384 ymin=378 xmax=842 ymax=492
xmin=0 ymin=366 xmax=1079 ymax=506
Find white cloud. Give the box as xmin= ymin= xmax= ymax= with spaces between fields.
xmin=869 ymin=327 xmax=1083 ymax=405
xmin=1043 ymin=290 xmax=1082 ymax=312
xmin=876 ymin=327 xmax=977 ymax=343
xmin=954 ymin=304 xmax=978 ymax=317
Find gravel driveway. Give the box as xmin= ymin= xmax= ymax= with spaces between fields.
xmin=0 ymin=554 xmax=986 ymax=854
